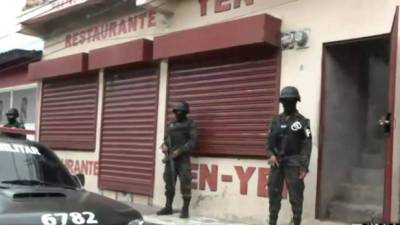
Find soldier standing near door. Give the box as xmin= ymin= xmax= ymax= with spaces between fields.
xmin=157 ymin=101 xmax=197 ymax=219
xmin=266 ymin=86 xmax=312 ymax=225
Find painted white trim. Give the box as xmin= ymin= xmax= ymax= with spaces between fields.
xmin=0 ymin=83 xmax=37 ymax=93
xmin=17 ymin=2 xmax=53 ymax=24
xmin=35 ymin=81 xmax=42 ymax=141
xmin=153 ymin=59 xmax=169 ymax=202
xmin=95 ymin=69 xmax=105 ymax=154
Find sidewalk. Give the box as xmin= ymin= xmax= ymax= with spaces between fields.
xmin=130 ymin=203 xmax=349 ymax=225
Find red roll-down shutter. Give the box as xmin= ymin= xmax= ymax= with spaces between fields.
xmin=168 ymin=58 xmax=279 ymax=157
xmin=40 ymin=74 xmax=98 ymax=150
xmin=99 ymin=67 xmax=159 ymax=195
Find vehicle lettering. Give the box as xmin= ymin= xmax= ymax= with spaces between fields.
xmin=0 ymin=143 xmax=41 ymax=155
xmin=82 ymin=212 xmax=98 ymax=224
xmin=41 ymin=212 xmax=98 ymax=225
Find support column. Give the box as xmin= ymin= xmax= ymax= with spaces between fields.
xmin=95 ymin=69 xmax=105 ymax=154
xmin=153 ymin=60 xmax=169 ymax=205
xmin=94 ymin=69 xmax=105 ymax=190
xmin=35 ymin=81 xmax=42 ymax=141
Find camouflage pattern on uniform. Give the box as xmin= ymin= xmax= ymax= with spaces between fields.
xmin=163 ymin=117 xmax=197 ymax=198
xmin=157 ymin=101 xmax=197 ymax=218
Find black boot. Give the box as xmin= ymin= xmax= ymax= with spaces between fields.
xmin=179 ymin=197 xmax=191 ymax=218
xmin=269 ymin=214 xmax=278 ymax=225
xmin=157 ymin=195 xmax=173 ymax=215
xmin=293 ymin=216 xmax=301 ymax=225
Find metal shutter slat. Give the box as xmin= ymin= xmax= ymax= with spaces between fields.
xmin=103 ymin=119 xmax=155 ymax=125
xmin=101 ymin=143 xmax=153 ymax=150
xmin=43 ymin=88 xmax=97 ymax=98
xmin=169 ymin=69 xmax=276 ymax=86
xmin=40 ymin=125 xmax=96 ymax=131
xmin=41 ymin=104 xmax=95 ymax=113
xmin=99 ymin=67 xmax=158 ymax=196
xmin=43 ymin=83 xmax=96 ymax=94
xmin=40 ymin=75 xmax=98 ymax=150
xmin=40 ymin=99 xmax=97 ymax=108
xmin=171 ymin=59 xmax=277 ymax=76
xmin=168 ymin=89 xmax=276 ymax=101
xmin=168 ymin=58 xmax=279 ymax=157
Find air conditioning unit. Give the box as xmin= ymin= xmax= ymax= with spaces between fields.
xmin=136 ymin=0 xmax=150 ymax=6
xmin=136 ymin=0 xmax=174 ymax=18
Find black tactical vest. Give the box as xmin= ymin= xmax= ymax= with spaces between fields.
xmin=269 ymin=113 xmax=309 ymax=157
xmin=166 ymin=118 xmax=195 ymax=150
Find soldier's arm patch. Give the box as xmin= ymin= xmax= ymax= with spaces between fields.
xmin=304 ymin=119 xmax=312 ymax=139
xmin=305 ymin=128 xmax=312 ymax=138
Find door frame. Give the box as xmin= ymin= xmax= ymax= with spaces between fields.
xmin=316 ymin=34 xmax=391 ymax=220
xmin=385 ymin=6 xmax=399 ymax=222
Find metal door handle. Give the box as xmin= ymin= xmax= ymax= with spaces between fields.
xmin=378 ymin=113 xmax=391 ymax=133
xmin=378 ymin=118 xmax=390 ymax=126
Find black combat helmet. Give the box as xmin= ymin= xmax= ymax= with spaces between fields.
xmin=6 ymin=108 xmax=19 ymax=118
xmin=173 ymin=101 xmax=190 ymax=113
xmin=279 ymin=86 xmax=301 ymax=102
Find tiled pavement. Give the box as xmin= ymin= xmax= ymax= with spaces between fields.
xmin=130 ymin=203 xmax=348 ymax=225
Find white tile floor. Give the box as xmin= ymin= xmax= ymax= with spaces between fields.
xmin=144 ymin=214 xmax=252 ymax=225
xmin=143 ymin=214 xmax=349 ymax=225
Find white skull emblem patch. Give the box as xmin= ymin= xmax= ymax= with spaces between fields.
xmin=291 ymin=121 xmax=302 ymax=131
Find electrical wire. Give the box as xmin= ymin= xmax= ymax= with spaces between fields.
xmin=9 ymin=0 xmax=298 ymax=57
xmin=0 ymin=0 xmax=103 ymax=42
xmin=0 ymin=0 xmax=68 ymax=41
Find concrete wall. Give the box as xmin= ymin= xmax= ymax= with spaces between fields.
xmin=318 ymin=39 xmax=390 ymax=217
xmin=366 ymin=54 xmax=388 ymax=154
xmin=319 ymin=46 xmax=367 ymax=218
xmin=31 ymin=0 xmax=400 ymax=224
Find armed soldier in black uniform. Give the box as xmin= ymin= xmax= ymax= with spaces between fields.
xmin=157 ymin=101 xmax=197 ymax=219
xmin=2 ymin=108 xmax=26 ymax=140
xmin=266 ymin=86 xmax=312 ymax=225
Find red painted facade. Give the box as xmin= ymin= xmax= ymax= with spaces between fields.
xmin=88 ymin=39 xmax=153 ymax=70
xmin=0 ymin=127 xmax=35 ymax=135
xmin=17 ymin=0 xmax=400 ymax=222
xmin=0 ymin=49 xmax=41 ymax=87
xmin=26 ymin=8 xmax=285 ymax=209
xmin=0 ymin=66 xmax=32 ymax=88
xmin=28 ymin=53 xmax=88 ymax=80
xmin=153 ymin=14 xmax=281 ymax=59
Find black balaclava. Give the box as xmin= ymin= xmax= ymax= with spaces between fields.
xmin=281 ymin=98 xmax=298 ymax=115
xmin=174 ymin=110 xmax=187 ymax=122
xmin=6 ymin=114 xmax=17 ymax=124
